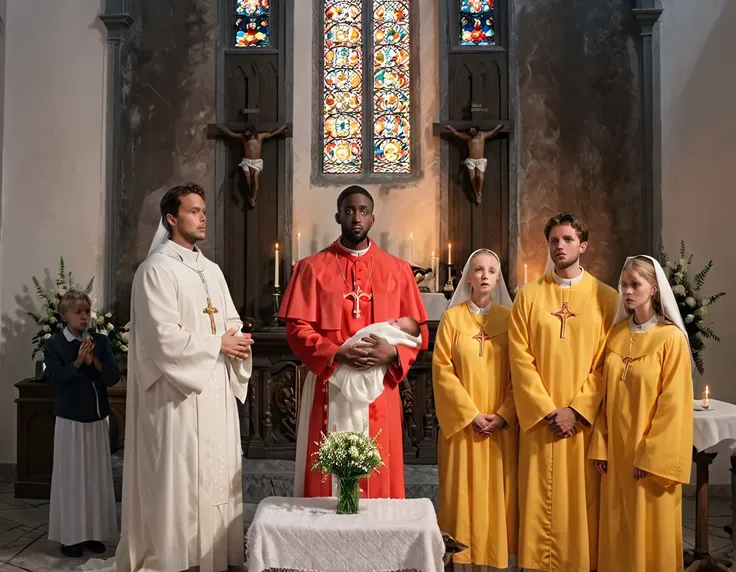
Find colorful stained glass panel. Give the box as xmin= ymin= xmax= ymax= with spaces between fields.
xmin=460 ymin=0 xmax=496 ymax=47
xmin=235 ymin=0 xmax=270 ymax=47
xmin=372 ymin=0 xmax=411 ymax=173
xmin=323 ymin=1 xmax=363 ymax=174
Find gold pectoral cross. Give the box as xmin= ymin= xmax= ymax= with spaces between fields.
xmin=473 ymin=325 xmax=492 ymax=357
xmin=344 ymin=284 xmax=372 ymax=319
xmin=621 ymin=356 xmax=633 ymax=381
xmin=552 ymin=301 xmax=577 ymax=339
xmin=203 ymin=297 xmax=219 ymax=334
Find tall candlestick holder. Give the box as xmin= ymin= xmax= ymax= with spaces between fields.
xmin=269 ymin=286 xmax=282 ymax=328
xmin=442 ymin=264 xmax=455 ymax=300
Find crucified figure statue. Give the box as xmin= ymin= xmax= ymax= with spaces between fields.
xmin=215 ymin=123 xmax=288 ymax=208
xmin=444 ymin=124 xmax=503 ymax=205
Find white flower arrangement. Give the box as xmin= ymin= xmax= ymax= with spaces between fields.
xmin=312 ymin=430 xmax=384 ymax=479
xmin=662 ymin=241 xmax=725 ymax=375
xmin=27 ymin=257 xmax=130 ymax=361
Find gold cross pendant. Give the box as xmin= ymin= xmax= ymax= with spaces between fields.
xmin=473 ymin=325 xmax=492 ymax=357
xmin=552 ymin=302 xmax=577 ymax=339
xmin=344 ymin=284 xmax=372 ymax=319
xmin=203 ymin=297 xmax=219 ymax=334
xmin=621 ymin=356 xmax=632 ymax=381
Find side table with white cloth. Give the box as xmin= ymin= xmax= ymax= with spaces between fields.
xmin=246 ymin=497 xmax=445 ymax=572
xmin=686 ymin=399 xmax=736 ymax=572
xmin=420 ymin=292 xmax=448 ymax=321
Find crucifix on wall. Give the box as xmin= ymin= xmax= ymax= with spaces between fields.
xmin=206 ymin=65 xmax=292 ymax=209
xmin=432 ymin=62 xmax=512 ymax=206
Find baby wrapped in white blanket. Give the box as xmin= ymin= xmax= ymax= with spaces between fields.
xmin=329 ymin=317 xmax=422 ymax=435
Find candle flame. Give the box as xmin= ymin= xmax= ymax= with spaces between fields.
xmin=431 ymin=251 xmax=435 ymax=257
xmin=275 ymin=242 xmax=279 ymax=249
xmin=297 ymin=232 xmax=301 ymax=238
xmin=706 ymin=386 xmax=709 ymax=396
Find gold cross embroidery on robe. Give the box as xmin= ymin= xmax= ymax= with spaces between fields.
xmin=473 ymin=325 xmax=492 ymax=357
xmin=551 ymin=301 xmax=577 ymax=339
xmin=344 ymin=284 xmax=372 ymax=319
xmin=203 ymin=297 xmax=219 ymax=334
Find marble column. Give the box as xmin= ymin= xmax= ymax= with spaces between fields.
xmin=515 ymin=0 xmax=645 ymax=285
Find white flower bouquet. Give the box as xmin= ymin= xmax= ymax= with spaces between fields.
xmin=311 ymin=430 xmax=384 ymax=514
xmin=27 ymin=257 xmax=130 ymax=361
xmin=662 ymin=241 xmax=725 ymax=374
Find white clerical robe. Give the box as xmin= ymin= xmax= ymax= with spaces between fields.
xmin=85 ymin=240 xmax=252 ymax=572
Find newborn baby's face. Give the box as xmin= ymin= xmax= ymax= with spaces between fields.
xmin=391 ymin=317 xmax=416 ymax=335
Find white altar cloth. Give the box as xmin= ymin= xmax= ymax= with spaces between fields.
xmin=693 ymin=399 xmax=736 ymax=452
xmin=420 ymin=293 xmax=447 ymax=321
xmin=246 ymin=496 xmax=445 ymax=572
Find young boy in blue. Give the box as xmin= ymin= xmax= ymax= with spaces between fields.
xmin=43 ymin=290 xmax=120 ymax=558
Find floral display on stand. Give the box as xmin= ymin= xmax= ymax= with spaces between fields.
xmin=662 ymin=241 xmax=725 ymax=375
xmin=27 ymin=257 xmax=129 ymax=362
xmin=312 ymin=430 xmax=384 ymax=515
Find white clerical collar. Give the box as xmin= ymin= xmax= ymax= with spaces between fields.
xmin=338 ymin=238 xmax=371 ymax=257
xmin=552 ymin=267 xmax=585 ymax=288
xmin=63 ymin=327 xmax=90 ymax=342
xmin=629 ymin=313 xmax=661 ymax=332
xmin=468 ymin=299 xmax=491 ymax=315
xmin=164 ymin=239 xmax=201 ymax=265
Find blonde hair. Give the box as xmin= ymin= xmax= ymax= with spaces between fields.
xmin=58 ymin=290 xmax=91 ymax=317
xmin=622 ymin=256 xmax=663 ymax=316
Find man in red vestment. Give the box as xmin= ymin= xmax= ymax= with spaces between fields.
xmin=278 ymin=186 xmax=429 ymax=498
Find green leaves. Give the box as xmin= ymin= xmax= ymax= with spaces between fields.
xmin=662 ymin=241 xmax=725 ymax=375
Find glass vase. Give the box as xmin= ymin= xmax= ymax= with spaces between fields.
xmin=335 ymin=476 xmax=361 ymax=515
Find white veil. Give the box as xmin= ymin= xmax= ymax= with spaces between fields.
xmin=448 ymin=249 xmax=513 ymax=309
xmin=613 ymin=255 xmax=690 ymax=346
xmin=147 ymin=217 xmax=170 ymax=257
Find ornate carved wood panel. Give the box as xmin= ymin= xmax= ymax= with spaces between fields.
xmin=441 ymin=1 xmax=511 ymax=281
xmin=222 ymin=3 xmax=292 ymax=325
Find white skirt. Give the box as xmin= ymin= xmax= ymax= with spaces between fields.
xmin=48 ymin=417 xmax=118 ymax=545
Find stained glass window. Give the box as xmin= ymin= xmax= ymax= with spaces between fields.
xmin=323 ymin=1 xmax=364 ymax=174
xmin=460 ymin=0 xmax=496 ymax=46
xmin=322 ymin=0 xmax=413 ymax=175
xmin=235 ymin=0 xmax=270 ymax=48
xmin=372 ymin=1 xmax=411 ymax=173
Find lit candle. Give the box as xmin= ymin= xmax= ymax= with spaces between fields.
xmin=274 ymin=242 xmax=280 ymax=288
xmin=410 ymin=233 xmax=414 ymax=265
xmin=524 ymin=263 xmax=529 ymax=285
xmin=448 ymin=242 xmax=452 ymax=266
xmin=704 ymin=385 xmax=710 ymax=409
xmin=431 ymin=251 xmax=439 ymax=292
xmin=297 ymin=232 xmax=302 ymax=261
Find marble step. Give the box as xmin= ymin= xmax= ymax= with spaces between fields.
xmin=243 ymin=459 xmax=439 ymax=506
xmin=113 ymin=454 xmax=439 ymax=506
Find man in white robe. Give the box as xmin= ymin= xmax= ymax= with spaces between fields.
xmin=85 ymin=184 xmax=253 ymax=572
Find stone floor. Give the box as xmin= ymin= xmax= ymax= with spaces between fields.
xmin=0 ymin=475 xmax=734 ymax=571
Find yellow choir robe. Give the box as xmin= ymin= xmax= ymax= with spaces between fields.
xmin=509 ymin=271 xmax=618 ymax=572
xmin=589 ymin=319 xmax=693 ymax=572
xmin=433 ymin=302 xmax=518 ymax=570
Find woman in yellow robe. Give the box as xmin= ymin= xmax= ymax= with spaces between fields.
xmin=589 ymin=255 xmax=693 ymax=572
xmin=433 ymin=249 xmax=518 ymax=571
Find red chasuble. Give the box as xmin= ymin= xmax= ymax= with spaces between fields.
xmin=278 ymin=238 xmax=429 ymax=498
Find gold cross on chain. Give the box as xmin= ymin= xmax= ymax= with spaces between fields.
xmin=203 ymin=297 xmax=219 ymax=334
xmin=473 ymin=325 xmax=492 ymax=357
xmin=344 ymin=284 xmax=372 ymax=319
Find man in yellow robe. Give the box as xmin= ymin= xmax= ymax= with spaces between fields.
xmin=509 ymin=213 xmax=618 ymax=572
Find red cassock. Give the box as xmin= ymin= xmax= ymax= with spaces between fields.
xmin=278 ymin=239 xmax=429 ymax=498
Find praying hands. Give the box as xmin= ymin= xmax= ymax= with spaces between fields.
xmin=471 ymin=413 xmax=508 ymax=437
